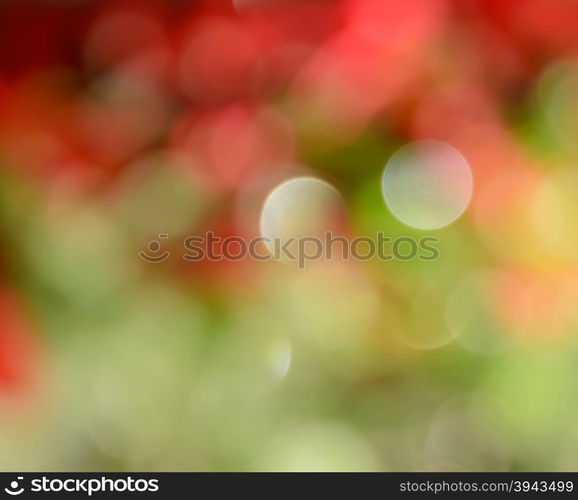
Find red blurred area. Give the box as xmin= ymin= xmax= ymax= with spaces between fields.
xmin=171 ymin=103 xmax=295 ymax=191
xmin=1 ymin=0 xmax=576 ymax=185
xmin=0 ymin=289 xmax=40 ymax=404
xmin=0 ymin=2 xmax=89 ymax=80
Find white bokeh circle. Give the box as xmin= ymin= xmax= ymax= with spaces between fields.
xmin=382 ymin=140 xmax=473 ymax=230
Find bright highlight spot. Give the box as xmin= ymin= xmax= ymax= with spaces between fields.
xmin=267 ymin=338 xmax=292 ymax=381
xmin=260 ymin=176 xmax=342 ymax=256
xmin=382 ymin=140 xmax=473 ymax=230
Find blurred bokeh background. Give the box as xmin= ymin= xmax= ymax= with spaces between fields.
xmin=1 ymin=0 xmax=578 ymax=472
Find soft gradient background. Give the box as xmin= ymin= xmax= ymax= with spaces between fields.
xmin=1 ymin=0 xmax=578 ymax=472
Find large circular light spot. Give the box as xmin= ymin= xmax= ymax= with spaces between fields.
xmin=446 ymin=270 xmax=514 ymax=356
xmin=260 ymin=176 xmax=342 ymax=258
xmin=425 ymin=394 xmax=512 ymax=471
xmin=382 ymin=140 xmax=473 ymax=230
xmin=394 ymin=279 xmax=460 ymax=350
